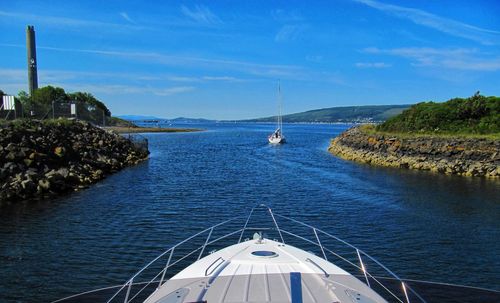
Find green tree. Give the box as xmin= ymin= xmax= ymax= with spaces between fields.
xmin=67 ymin=92 xmax=111 ymax=116
xmin=17 ymin=90 xmax=30 ymax=105
xmin=32 ymin=85 xmax=68 ymax=105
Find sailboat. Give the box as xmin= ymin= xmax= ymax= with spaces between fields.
xmin=268 ymin=81 xmax=286 ymax=144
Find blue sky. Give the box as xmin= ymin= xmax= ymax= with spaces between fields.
xmin=1 ymin=0 xmax=499 ymax=119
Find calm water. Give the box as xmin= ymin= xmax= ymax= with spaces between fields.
xmin=0 ymin=123 xmax=498 ymax=302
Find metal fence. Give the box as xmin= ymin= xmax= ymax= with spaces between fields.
xmin=1 ymin=96 xmax=109 ymax=126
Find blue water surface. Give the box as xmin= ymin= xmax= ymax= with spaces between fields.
xmin=0 ymin=123 xmax=498 ymax=302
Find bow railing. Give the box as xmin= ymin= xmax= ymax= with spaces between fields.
xmin=98 ymin=204 xmax=425 ymax=303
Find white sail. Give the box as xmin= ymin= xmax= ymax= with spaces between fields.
xmin=268 ymin=81 xmax=286 ymax=144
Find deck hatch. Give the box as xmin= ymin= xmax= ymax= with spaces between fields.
xmin=251 ymin=250 xmax=278 ymax=257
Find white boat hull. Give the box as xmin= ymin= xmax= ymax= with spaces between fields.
xmin=102 ymin=205 xmax=421 ymax=303
xmin=145 ymin=238 xmax=387 ymax=303
xmin=268 ymin=135 xmax=286 ymax=144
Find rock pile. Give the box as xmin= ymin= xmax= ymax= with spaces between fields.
xmin=329 ymin=126 xmax=499 ymax=178
xmin=0 ymin=119 xmax=149 ymax=204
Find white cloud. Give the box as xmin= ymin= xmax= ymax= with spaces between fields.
xmin=166 ymin=75 xmax=242 ymax=82
xmin=0 ymin=83 xmax=26 ymax=95
xmin=275 ymin=24 xmax=308 ymax=42
xmin=271 ymin=9 xmax=303 ymax=22
xmin=0 ymin=69 xmax=26 ymax=81
xmin=202 ymin=76 xmax=237 ymax=81
xmin=353 ymin=0 xmax=500 ymax=45
xmin=305 ymin=55 xmax=323 ymax=63
xmin=57 ymin=83 xmax=194 ymax=96
xmin=119 ymin=12 xmax=135 ymax=24
xmin=154 ymin=86 xmax=194 ymax=96
xmin=166 ymin=76 xmax=199 ymax=82
xmin=0 ymin=10 xmax=148 ymax=30
xmin=180 ymin=5 xmax=221 ymax=25
xmin=0 ymin=67 xmax=251 ymax=97
xmin=0 ymin=44 xmax=344 ymax=85
xmin=363 ymin=47 xmax=500 ymax=71
xmin=17 ymin=45 xmax=304 ymax=79
xmin=355 ymin=62 xmax=391 ymax=68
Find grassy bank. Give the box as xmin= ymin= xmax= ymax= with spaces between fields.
xmin=360 ymin=124 xmax=500 ymax=141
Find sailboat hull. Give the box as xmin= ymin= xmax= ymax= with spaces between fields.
xmin=268 ymin=136 xmax=285 ymax=144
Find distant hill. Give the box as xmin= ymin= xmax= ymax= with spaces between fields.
xmin=244 ymin=105 xmax=411 ymax=123
xmin=117 ymin=115 xmax=165 ymax=121
xmin=169 ymin=117 xmax=214 ymax=123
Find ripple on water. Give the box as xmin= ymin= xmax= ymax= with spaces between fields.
xmin=0 ymin=123 xmax=498 ymax=302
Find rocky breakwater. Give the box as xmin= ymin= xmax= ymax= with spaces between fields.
xmin=328 ymin=126 xmax=499 ymax=178
xmin=0 ymin=120 xmax=149 ymax=204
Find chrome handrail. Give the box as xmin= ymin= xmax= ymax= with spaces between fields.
xmin=204 ymin=257 xmax=224 ymax=276
xmin=104 ymin=204 xmax=426 ymax=303
xmin=305 ymin=258 xmax=329 ymax=277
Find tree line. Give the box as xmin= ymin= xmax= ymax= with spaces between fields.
xmin=1 ymin=86 xmax=111 ymax=123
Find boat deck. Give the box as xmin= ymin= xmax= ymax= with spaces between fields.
xmin=144 ymin=239 xmax=386 ymax=303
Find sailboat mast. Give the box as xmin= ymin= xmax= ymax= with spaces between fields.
xmin=278 ymin=81 xmax=283 ymax=133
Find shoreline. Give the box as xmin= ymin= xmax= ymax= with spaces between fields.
xmin=328 ymin=126 xmax=499 ymax=178
xmin=103 ymin=126 xmax=203 ymax=133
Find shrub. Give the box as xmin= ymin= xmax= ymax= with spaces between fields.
xmin=377 ymin=93 xmax=500 ymax=134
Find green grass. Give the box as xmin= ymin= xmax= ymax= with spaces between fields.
xmin=1 ymin=118 xmax=71 ymax=128
xmin=107 ymin=116 xmax=137 ymax=127
xmin=360 ymin=124 xmax=500 ymax=140
xmin=0 ymin=118 xmax=95 ymax=133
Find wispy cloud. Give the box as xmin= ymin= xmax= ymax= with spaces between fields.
xmin=180 ymin=5 xmax=221 ymax=25
xmin=0 ymin=67 xmax=246 ymax=87
xmin=0 ymin=10 xmax=148 ymax=30
xmin=275 ymin=24 xmax=308 ymax=42
xmin=272 ymin=8 xmax=308 ymax=43
xmin=0 ymin=67 xmax=196 ymax=96
xmin=271 ymin=9 xmax=303 ymax=22
xmin=52 ymin=83 xmax=195 ymax=96
xmin=0 ymin=44 xmax=342 ymax=86
xmin=119 ymin=12 xmax=135 ymax=24
xmin=153 ymin=86 xmax=194 ymax=96
xmin=202 ymin=76 xmax=239 ymax=82
xmin=0 ymin=69 xmax=26 ymax=81
xmin=305 ymin=55 xmax=323 ymax=63
xmin=353 ymin=0 xmax=500 ymax=45
xmin=165 ymin=76 xmax=199 ymax=82
xmin=363 ymin=47 xmax=500 ymax=71
xmin=10 ymin=44 xmax=304 ymax=79
xmin=167 ymin=75 xmax=242 ymax=82
xmin=355 ymin=62 xmax=391 ymax=68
